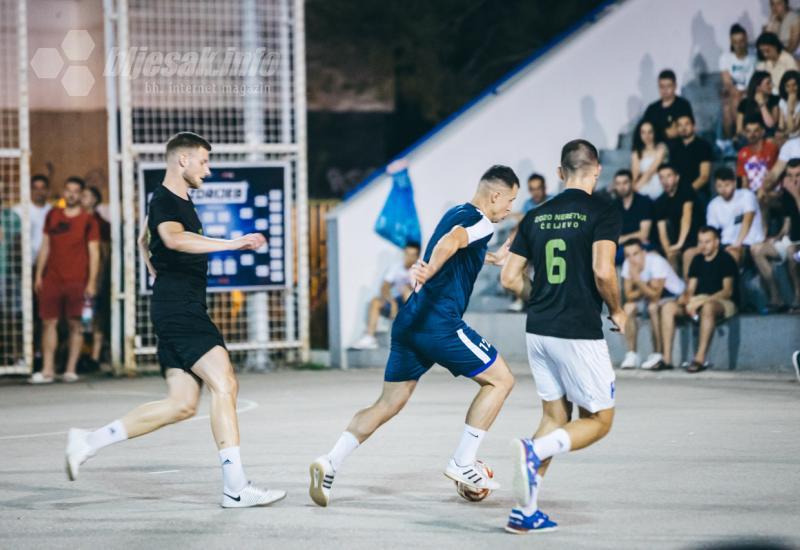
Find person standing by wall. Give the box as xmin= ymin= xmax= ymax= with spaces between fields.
xmin=31 ymin=177 xmax=100 ymax=384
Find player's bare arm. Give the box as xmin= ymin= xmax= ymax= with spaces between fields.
xmin=593 ymin=239 xmax=625 ymax=333
xmin=411 ymin=225 xmax=468 ymax=287
xmin=500 ymin=252 xmax=531 ymax=300
xmin=138 ymin=216 xmax=157 ymax=278
xmin=157 ymin=220 xmax=265 ymax=254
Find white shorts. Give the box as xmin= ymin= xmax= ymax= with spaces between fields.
xmin=526 ymin=333 xmax=616 ymax=413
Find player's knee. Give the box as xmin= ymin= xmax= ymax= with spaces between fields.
xmin=700 ymin=304 xmax=717 ymax=321
xmin=168 ymin=398 xmax=197 ymax=421
xmin=595 ymin=410 xmax=614 ymax=439
xmin=623 ymin=302 xmax=637 ymax=315
xmin=209 ymin=370 xmax=238 ymax=397
xmin=497 ymin=369 xmax=515 ymax=394
xmin=647 ymin=302 xmax=659 ymax=316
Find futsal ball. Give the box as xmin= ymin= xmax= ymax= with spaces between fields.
xmin=454 ymin=459 xmax=494 ymax=502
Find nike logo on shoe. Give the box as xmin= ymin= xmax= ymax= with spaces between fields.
xmin=224 ymin=493 xmax=241 ymax=502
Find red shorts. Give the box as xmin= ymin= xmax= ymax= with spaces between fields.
xmin=39 ymin=280 xmax=85 ymax=320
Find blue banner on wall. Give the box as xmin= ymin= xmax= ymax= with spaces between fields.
xmin=138 ymin=162 xmax=291 ymax=293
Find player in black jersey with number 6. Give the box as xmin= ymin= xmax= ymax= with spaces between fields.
xmin=499 ymin=139 xmax=625 ymax=534
xmin=64 ymin=132 xmax=286 ymax=508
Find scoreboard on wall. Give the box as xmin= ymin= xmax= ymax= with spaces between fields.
xmin=138 ymin=162 xmax=291 ymax=293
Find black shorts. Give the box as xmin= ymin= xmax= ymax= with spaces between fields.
xmin=150 ymin=300 xmax=226 ymax=377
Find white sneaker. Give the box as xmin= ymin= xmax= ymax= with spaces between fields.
xmin=62 ymin=372 xmax=80 ymax=383
xmin=65 ymin=428 xmax=94 ymax=481
xmin=221 ymin=482 xmax=286 ymax=508
xmin=620 ymin=351 xmax=640 ymax=369
xmin=507 ymin=299 xmax=524 ymax=312
xmin=641 ymin=353 xmax=664 ymax=370
xmin=444 ymin=458 xmax=500 ymax=490
xmin=29 ymin=372 xmax=54 ymax=384
xmin=309 ymin=455 xmax=335 ymax=507
xmin=350 ymin=334 xmax=378 ymax=350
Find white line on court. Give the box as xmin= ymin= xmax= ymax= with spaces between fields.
xmin=147 ymin=470 xmax=181 ymax=475
xmin=0 ymin=392 xmax=259 ymax=441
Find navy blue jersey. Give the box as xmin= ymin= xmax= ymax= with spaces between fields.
xmin=395 ymin=203 xmax=493 ymax=333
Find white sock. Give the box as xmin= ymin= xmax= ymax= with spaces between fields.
xmin=327 ymin=431 xmax=359 ymax=471
xmin=87 ymin=420 xmax=128 ymax=452
xmin=219 ymin=446 xmax=248 ymax=493
xmin=452 ymin=424 xmax=486 ymax=466
xmin=521 ymin=474 xmax=544 ymax=514
xmin=532 ymin=428 xmax=571 ymax=461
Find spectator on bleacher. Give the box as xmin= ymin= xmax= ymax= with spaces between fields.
xmin=13 ymin=174 xmax=52 ymax=267
xmin=643 ymin=69 xmax=694 ymax=140
xmin=660 ymin=226 xmax=739 ymax=373
xmin=520 ymin=173 xmax=549 ymax=214
xmin=619 ymin=239 xmax=685 ymax=370
xmin=752 ymin=159 xmax=800 ymax=311
xmin=706 ymin=167 xmax=764 ymax=265
xmin=737 ymin=71 xmax=779 ymax=137
xmin=654 ymin=163 xmax=703 ymax=277
xmin=762 ymin=130 xmax=800 ymax=192
xmin=31 ymin=177 xmax=100 ymax=384
xmin=778 ymin=70 xmax=800 ymax=140
xmin=350 ymin=241 xmax=420 ymax=350
xmin=721 ymin=24 xmax=757 ymax=139
xmin=756 ymin=32 xmax=798 ymax=95
xmin=669 ymin=114 xmax=713 ymax=202
xmin=614 ymin=169 xmax=653 ymax=264
xmin=631 ymin=119 xmax=668 ymax=199
xmin=764 ymin=0 xmax=800 ymax=59
xmin=81 ymin=186 xmax=111 ymax=371
xmin=738 ymin=115 xmax=779 ymax=192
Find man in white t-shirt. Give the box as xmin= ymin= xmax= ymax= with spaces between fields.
xmin=620 ymin=239 xmax=685 ymax=370
xmin=706 ymin=167 xmax=765 ymax=265
xmin=720 ymin=24 xmax=756 ymax=138
xmin=13 ymin=174 xmax=52 ymax=266
xmin=350 ymin=241 xmax=420 ymax=350
xmin=764 ymin=136 xmax=800 ymax=192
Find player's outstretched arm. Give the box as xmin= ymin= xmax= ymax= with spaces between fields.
xmin=593 ymin=240 xmax=625 ymax=334
xmin=157 ymin=220 xmax=265 ymax=255
xmin=411 ymin=226 xmax=468 ymax=287
xmin=500 ymin=252 xmax=531 ymax=300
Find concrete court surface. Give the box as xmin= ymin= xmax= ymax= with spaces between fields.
xmin=1 ymin=363 xmax=799 ymax=550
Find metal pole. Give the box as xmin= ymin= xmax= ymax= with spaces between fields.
xmin=243 ymin=0 xmax=270 ymax=371
xmin=117 ymin=0 xmax=137 ymax=374
xmin=103 ymin=0 xmax=123 ymax=374
xmin=17 ymin=0 xmax=32 ymax=374
xmin=293 ymin=0 xmax=310 ymax=362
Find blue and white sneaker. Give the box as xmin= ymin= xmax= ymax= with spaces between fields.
xmin=505 ymin=508 xmax=558 ymax=534
xmin=510 ymin=438 xmax=540 ymax=507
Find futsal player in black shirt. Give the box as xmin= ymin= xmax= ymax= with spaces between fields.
xmin=499 ymin=139 xmax=625 ymax=534
xmin=65 ymin=132 xmax=286 ymax=508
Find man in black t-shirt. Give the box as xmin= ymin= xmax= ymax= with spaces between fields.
xmin=751 ymin=158 xmax=800 ymax=310
xmin=643 ymin=69 xmax=694 ymax=140
xmin=613 ymin=168 xmax=653 ymax=264
xmin=499 ymin=139 xmax=624 ymax=533
xmin=668 ymin=114 xmax=713 ymax=202
xmin=65 ymin=132 xmax=286 ymax=508
xmin=660 ymin=226 xmax=738 ymax=372
xmin=653 ymin=163 xmax=703 ymax=277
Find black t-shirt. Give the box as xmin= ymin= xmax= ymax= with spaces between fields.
xmin=147 ymin=185 xmax=207 ymax=303
xmin=777 ymin=190 xmax=800 ymax=241
xmin=688 ymin=250 xmax=739 ymax=299
xmin=615 ymin=192 xmax=653 ymax=236
xmin=510 ymin=188 xmax=622 ymax=339
xmin=652 ymin=186 xmax=703 ymax=248
xmin=643 ymin=96 xmax=694 ymax=136
xmin=668 ymin=136 xmax=713 ymax=197
xmin=737 ymin=95 xmax=779 ymax=119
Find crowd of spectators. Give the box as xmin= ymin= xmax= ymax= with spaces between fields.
xmin=1 ymin=175 xmax=111 ymax=383
xmin=609 ymin=7 xmax=800 ymax=371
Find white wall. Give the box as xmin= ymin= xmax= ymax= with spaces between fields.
xmin=328 ymin=0 xmax=770 ymax=366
